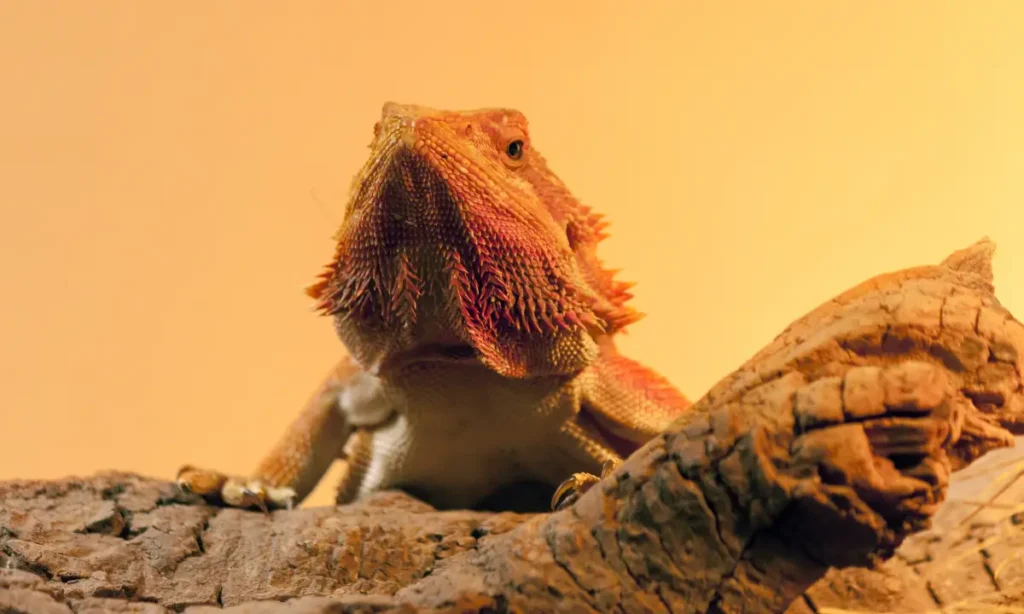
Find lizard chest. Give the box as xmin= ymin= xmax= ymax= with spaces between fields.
xmin=345 ymin=363 xmax=588 ymax=509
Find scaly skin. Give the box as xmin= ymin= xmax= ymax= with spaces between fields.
xmin=177 ymin=103 xmax=691 ymax=512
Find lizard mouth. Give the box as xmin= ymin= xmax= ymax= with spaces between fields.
xmin=374 ymin=342 xmax=480 ymax=374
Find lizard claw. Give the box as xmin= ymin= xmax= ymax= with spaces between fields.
xmin=550 ymin=460 xmax=619 ymax=511
xmin=551 ymin=472 xmax=599 ymax=511
xmin=176 ymin=465 xmax=297 ymax=511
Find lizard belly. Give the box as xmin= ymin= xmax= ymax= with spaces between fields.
xmin=350 ymin=362 xmax=592 ymax=509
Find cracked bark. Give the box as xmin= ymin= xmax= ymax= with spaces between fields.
xmin=3 ymin=239 xmax=1024 ymax=613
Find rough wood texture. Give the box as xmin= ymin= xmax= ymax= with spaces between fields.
xmin=3 ymin=239 xmax=1023 ymax=613
xmin=793 ymin=438 xmax=1024 ymax=613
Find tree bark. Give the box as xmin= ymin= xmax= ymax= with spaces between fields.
xmin=3 ymin=238 xmax=1022 ymax=613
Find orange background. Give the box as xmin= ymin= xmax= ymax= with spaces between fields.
xmin=1 ymin=2 xmax=1021 ymax=507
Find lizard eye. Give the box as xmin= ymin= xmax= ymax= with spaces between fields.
xmin=505 ymin=139 xmax=524 ymax=160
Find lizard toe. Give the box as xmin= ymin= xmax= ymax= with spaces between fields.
xmin=175 ymin=465 xmax=229 ymax=498
xmin=222 ymin=479 xmax=267 ymax=509
xmin=265 ymin=486 xmax=298 ymax=510
xmin=551 ymin=471 xmax=602 ymax=511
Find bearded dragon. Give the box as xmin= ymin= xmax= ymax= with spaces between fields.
xmin=177 ymin=102 xmax=691 ymax=513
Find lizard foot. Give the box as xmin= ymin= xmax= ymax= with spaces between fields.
xmin=551 ymin=460 xmax=619 ymax=511
xmin=176 ymin=465 xmax=297 ymax=512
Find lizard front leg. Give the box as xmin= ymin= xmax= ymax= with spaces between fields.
xmin=552 ymin=350 xmax=691 ymax=510
xmin=177 ymin=355 xmax=378 ymax=510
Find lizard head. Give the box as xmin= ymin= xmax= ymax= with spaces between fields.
xmin=307 ymin=102 xmax=641 ymax=378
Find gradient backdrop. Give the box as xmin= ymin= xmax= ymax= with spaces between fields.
xmin=1 ymin=2 xmax=1021 ymax=507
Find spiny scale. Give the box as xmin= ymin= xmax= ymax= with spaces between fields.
xmin=305 ymin=105 xmax=644 ymax=377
